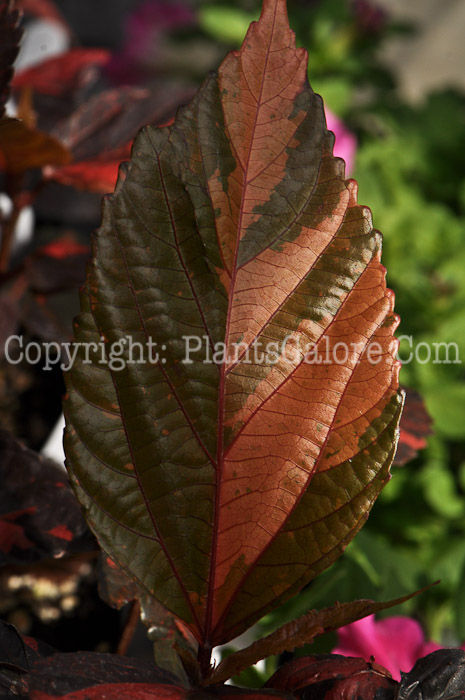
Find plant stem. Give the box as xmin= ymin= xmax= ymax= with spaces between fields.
xmin=0 ymin=172 xmax=26 ymax=274
xmin=197 ymin=642 xmax=212 ymax=680
xmin=0 ymin=208 xmax=21 ymax=274
xmin=116 ymin=599 xmax=141 ymax=656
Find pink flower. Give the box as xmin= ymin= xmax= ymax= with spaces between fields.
xmin=324 ymin=107 xmax=357 ymax=176
xmin=332 ymin=615 xmax=442 ymax=681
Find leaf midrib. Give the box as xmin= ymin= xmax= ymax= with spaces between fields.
xmin=216 ymin=395 xmax=400 ymax=642
xmin=204 ymin=1 xmax=280 ymax=645
xmin=212 ymin=256 xmax=391 ymax=641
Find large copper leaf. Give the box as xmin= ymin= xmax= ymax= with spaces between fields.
xmin=64 ymin=0 xmax=402 ymax=649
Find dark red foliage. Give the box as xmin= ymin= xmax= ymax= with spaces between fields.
xmin=266 ymin=655 xmax=398 ymax=699
xmin=43 ymin=85 xmax=195 ymax=193
xmin=13 ymin=49 xmax=111 ymax=96
xmin=0 ymin=430 xmax=92 ymax=564
xmin=394 ymin=388 xmax=433 ymax=465
xmin=0 ymin=231 xmax=91 ymax=347
xmin=16 ymin=236 xmax=91 ymax=343
xmin=38 ymin=239 xmax=90 ymax=260
xmin=5 ymin=621 xmax=465 ymax=700
xmin=28 ymin=651 xmax=183 ymax=699
xmin=0 ymin=629 xmax=292 ymax=699
xmin=44 ymin=146 xmax=132 ymax=193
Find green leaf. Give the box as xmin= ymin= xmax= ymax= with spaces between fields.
xmin=424 ymin=384 xmax=465 ymax=440
xmin=199 ymin=6 xmax=259 ymax=45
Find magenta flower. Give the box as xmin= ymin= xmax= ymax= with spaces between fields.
xmin=332 ymin=615 xmax=443 ymax=681
xmin=324 ymin=107 xmax=357 ymax=176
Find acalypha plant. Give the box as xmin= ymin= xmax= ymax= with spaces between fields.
xmin=3 ymin=0 xmax=465 ymax=698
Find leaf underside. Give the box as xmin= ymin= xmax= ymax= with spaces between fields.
xmin=266 ymin=655 xmax=397 ymax=699
xmin=64 ymin=0 xmax=402 ymax=649
xmin=207 ymin=587 xmax=429 ymax=685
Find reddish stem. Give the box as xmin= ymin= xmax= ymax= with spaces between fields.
xmin=116 ymin=599 xmax=141 ymax=656
xmin=198 ymin=642 xmax=212 ymax=680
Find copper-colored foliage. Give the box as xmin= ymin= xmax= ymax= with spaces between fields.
xmin=64 ymin=0 xmax=402 ymax=654
xmin=43 ymin=86 xmax=194 ymax=193
xmin=13 ymin=49 xmax=110 ymax=96
xmin=0 ymin=117 xmax=71 ymax=173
